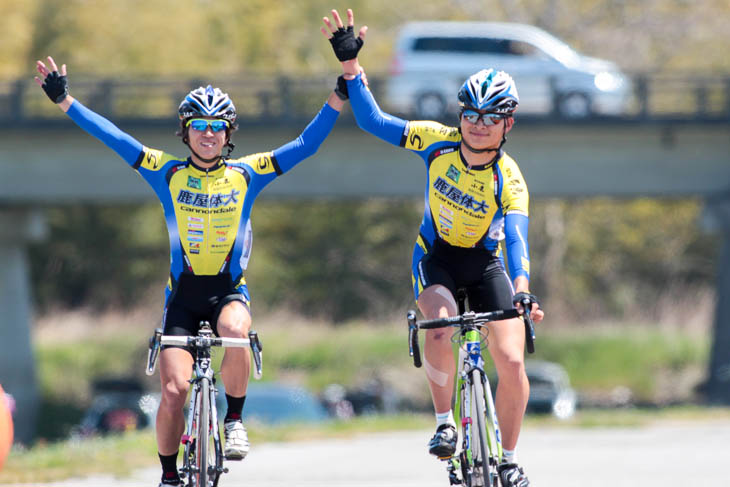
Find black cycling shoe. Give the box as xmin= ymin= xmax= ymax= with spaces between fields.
xmin=428 ymin=424 xmax=457 ymax=459
xmin=498 ymin=463 xmax=530 ymax=487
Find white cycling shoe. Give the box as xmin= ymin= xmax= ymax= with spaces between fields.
xmin=224 ymin=420 xmax=250 ymax=460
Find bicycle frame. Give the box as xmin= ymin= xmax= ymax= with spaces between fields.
xmin=452 ymin=325 xmax=501 ymax=487
xmin=181 ymin=328 xmax=223 ymax=487
xmin=146 ymin=323 xmax=263 ymax=487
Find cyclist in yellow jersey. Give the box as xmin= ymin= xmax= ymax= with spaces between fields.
xmin=322 ymin=10 xmax=544 ymax=487
xmin=35 ymin=56 xmax=349 ymax=487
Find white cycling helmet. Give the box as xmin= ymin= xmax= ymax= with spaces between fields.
xmin=178 ymin=85 xmax=237 ymax=122
xmin=458 ymin=69 xmax=519 ymax=114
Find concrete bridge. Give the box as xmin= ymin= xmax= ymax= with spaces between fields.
xmin=1 ymin=75 xmax=730 ymax=442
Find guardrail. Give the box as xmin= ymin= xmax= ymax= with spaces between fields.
xmin=1 ymin=73 xmax=729 ymax=126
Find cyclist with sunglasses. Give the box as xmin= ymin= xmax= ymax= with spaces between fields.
xmin=321 ymin=10 xmax=543 ymax=487
xmin=35 ymin=56 xmax=348 ymax=487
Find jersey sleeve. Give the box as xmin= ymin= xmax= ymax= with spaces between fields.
xmin=271 ymin=102 xmax=339 ymax=175
xmin=347 ymin=74 xmax=408 ymax=146
xmin=504 ymin=213 xmax=530 ymax=281
xmin=401 ymin=121 xmax=461 ymax=153
xmin=66 ymin=99 xmax=144 ymax=167
xmin=500 ymin=155 xmax=529 ymax=217
xmin=500 ymin=155 xmax=530 ymax=280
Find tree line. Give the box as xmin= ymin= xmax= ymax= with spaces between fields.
xmin=28 ymin=197 xmax=718 ymax=325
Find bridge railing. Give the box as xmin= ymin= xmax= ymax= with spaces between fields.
xmin=1 ymin=73 xmax=729 ymax=126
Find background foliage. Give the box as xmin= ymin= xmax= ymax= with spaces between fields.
xmin=6 ymin=0 xmax=723 ymax=323
xmin=28 ymin=198 xmax=719 ymax=324
xmin=2 ymin=0 xmax=729 ymax=80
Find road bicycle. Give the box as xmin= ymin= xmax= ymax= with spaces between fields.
xmin=407 ymin=291 xmax=535 ymax=487
xmin=146 ymin=322 xmax=263 ymax=487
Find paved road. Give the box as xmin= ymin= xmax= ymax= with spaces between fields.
xmin=14 ymin=419 xmax=729 ymax=486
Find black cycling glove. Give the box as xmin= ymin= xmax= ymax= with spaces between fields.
xmin=329 ymin=26 xmax=364 ymax=61
xmin=334 ymin=75 xmax=349 ymax=100
xmin=513 ymin=292 xmax=540 ymax=309
xmin=41 ymin=71 xmax=69 ymax=103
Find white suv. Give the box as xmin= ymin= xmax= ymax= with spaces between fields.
xmin=384 ymin=21 xmax=630 ymax=119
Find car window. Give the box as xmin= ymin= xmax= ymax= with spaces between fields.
xmin=411 ymin=37 xmax=512 ymax=55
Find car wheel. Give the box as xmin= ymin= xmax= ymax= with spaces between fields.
xmin=558 ymin=92 xmax=592 ymax=119
xmin=415 ymin=92 xmax=447 ymax=119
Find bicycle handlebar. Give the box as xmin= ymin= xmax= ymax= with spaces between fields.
xmin=416 ymin=308 xmax=520 ymax=329
xmin=145 ymin=327 xmax=264 ymax=379
xmin=159 ymin=336 xmax=251 ymax=348
xmin=406 ymin=307 xmax=536 ymax=368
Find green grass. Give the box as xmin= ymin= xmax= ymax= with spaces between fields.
xmin=529 ymin=325 xmax=709 ymax=400
xmin=2 ymin=429 xmax=158 ymax=484
xmin=28 ymin=320 xmax=710 ymax=446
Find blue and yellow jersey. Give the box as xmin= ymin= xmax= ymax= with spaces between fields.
xmin=66 ymin=99 xmax=339 ymax=304
xmin=346 ymin=74 xmax=531 ymax=284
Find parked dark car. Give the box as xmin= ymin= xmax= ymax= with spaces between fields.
xmin=525 ymin=360 xmax=577 ymax=419
xmin=76 ymin=378 xmax=158 ymax=436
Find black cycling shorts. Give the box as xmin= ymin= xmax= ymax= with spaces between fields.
xmin=416 ymin=240 xmax=515 ymax=312
xmin=162 ymin=273 xmax=249 ymax=340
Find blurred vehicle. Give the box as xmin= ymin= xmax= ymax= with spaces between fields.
xmin=488 ymin=360 xmax=577 ymax=420
xmin=525 ymin=360 xmax=577 ymax=420
xmin=76 ymin=378 xmax=158 ymax=436
xmin=230 ymin=382 xmax=329 ymax=425
xmin=321 ymin=378 xmax=402 ymax=419
xmin=385 ymin=21 xmax=630 ymax=119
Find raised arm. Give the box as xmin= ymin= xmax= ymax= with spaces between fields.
xmin=321 ymin=9 xmax=406 ymax=146
xmin=270 ymin=89 xmax=343 ymax=174
xmin=35 ymin=56 xmax=144 ymax=166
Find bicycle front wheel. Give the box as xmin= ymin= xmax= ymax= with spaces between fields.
xmin=195 ymin=378 xmax=210 ymax=487
xmin=471 ymin=370 xmax=494 ymax=487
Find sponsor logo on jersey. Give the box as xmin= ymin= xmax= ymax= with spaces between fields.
xmin=446 ymin=164 xmax=461 ymax=183
xmin=188 ymin=216 xmax=204 ymax=222
xmin=187 ymin=176 xmax=202 ymax=189
xmin=434 ymin=177 xmax=489 ymax=214
xmin=408 ymin=132 xmax=424 ymax=150
xmin=176 ymin=188 xmax=240 ymax=208
xmin=439 ymin=216 xmax=453 ymax=229
xmin=187 ymin=223 xmax=204 ymax=230
xmin=188 ymin=229 xmax=204 ymax=236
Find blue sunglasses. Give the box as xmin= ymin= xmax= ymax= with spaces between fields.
xmin=461 ymin=109 xmax=506 ymax=125
xmin=186 ymin=118 xmax=230 ymax=132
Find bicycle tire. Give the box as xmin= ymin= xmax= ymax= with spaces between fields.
xmin=209 ymin=383 xmax=223 ymax=487
xmin=471 ymin=370 xmax=493 ymax=487
xmin=196 ymin=379 xmax=210 ymax=487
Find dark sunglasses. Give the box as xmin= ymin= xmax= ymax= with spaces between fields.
xmin=186 ymin=118 xmax=230 ymax=133
xmin=461 ymin=109 xmax=506 ymax=125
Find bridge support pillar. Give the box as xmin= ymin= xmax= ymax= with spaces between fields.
xmin=0 ymin=210 xmax=46 ymax=443
xmin=706 ymin=196 xmax=730 ymax=404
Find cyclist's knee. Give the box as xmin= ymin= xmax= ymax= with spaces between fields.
xmin=218 ymin=301 xmax=250 ymax=338
xmin=495 ymin=355 xmax=527 ymax=385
